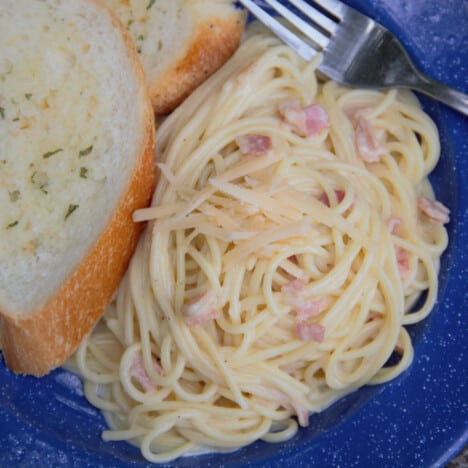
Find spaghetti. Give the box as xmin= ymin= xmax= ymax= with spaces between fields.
xmin=73 ymin=28 xmax=449 ymax=462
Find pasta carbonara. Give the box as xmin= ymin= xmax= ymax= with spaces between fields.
xmin=72 ymin=27 xmax=449 ymax=463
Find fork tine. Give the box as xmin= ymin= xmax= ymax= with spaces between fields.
xmin=238 ymin=0 xmax=317 ymax=61
xmin=263 ymin=0 xmax=329 ymax=48
xmin=307 ymin=0 xmax=347 ymax=20
xmin=287 ymin=0 xmax=339 ymax=32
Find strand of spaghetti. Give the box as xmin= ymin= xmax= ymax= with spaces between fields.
xmin=208 ymin=178 xmax=304 ymax=221
xmin=133 ymin=201 xmax=187 ymax=223
xmin=222 ymin=218 xmax=312 ymax=269
xmin=109 ymin=378 xmax=133 ymax=415
xmin=75 ymin=337 xmax=117 ymax=384
xmin=82 ymin=381 xmax=120 ymax=412
xmin=172 ymin=381 xmax=218 ymax=403
xmin=172 ymin=148 xmax=283 ymax=221
xmin=139 ymin=412 xmax=201 ymax=463
xmin=196 ymin=202 xmax=243 ymax=231
xmin=215 ymin=308 xmax=271 ymax=335
xmin=191 ymin=328 xmax=248 ymax=410
xmin=222 ymin=264 xmax=245 ymax=324
xmin=189 ymin=416 xmax=271 ymax=447
xmin=262 ymin=420 xmax=298 ymax=443
xmin=102 ymin=426 xmax=150 ymax=442
xmin=371 ymin=327 xmax=414 ymax=383
xmin=276 ymin=190 xmax=363 ymax=241
xmin=110 ymin=272 xmax=135 ymax=348
xmin=127 ymin=400 xmax=259 ymax=419
xmin=166 ymin=119 xmax=280 ymax=190
xmin=129 ymin=249 xmax=165 ymax=377
xmin=229 ymin=341 xmax=306 ymax=367
xmin=252 ymin=362 xmax=312 ymax=396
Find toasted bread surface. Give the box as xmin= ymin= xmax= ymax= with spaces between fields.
xmin=102 ymin=0 xmax=246 ymax=114
xmin=0 ymin=0 xmax=155 ymax=375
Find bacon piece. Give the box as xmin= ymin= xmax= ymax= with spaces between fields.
xmin=296 ymin=296 xmax=332 ymax=322
xmin=319 ymin=189 xmax=345 ymax=207
xmin=282 ymin=278 xmax=305 ymax=297
xmin=235 ymin=134 xmax=272 ymax=156
xmin=387 ymin=217 xmax=403 ymax=235
xmin=296 ymin=322 xmax=325 ymax=343
xmin=355 ymin=117 xmax=385 ymax=163
xmin=282 ymin=280 xmax=328 ymax=341
xmin=282 ymin=280 xmax=330 ymax=320
xmin=130 ymin=353 xmax=163 ymax=393
xmin=303 ymin=105 xmax=330 ymax=135
xmin=395 ymin=247 xmax=409 ymax=277
xmin=282 ymin=278 xmax=307 ymax=311
xmin=279 ymin=100 xmax=330 ymax=136
xmin=417 ymin=197 xmax=450 ymax=224
xmin=182 ymin=290 xmax=220 ymax=327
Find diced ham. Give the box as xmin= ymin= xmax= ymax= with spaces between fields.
xmin=235 ymin=134 xmax=272 ymax=156
xmin=282 ymin=280 xmax=327 ymax=342
xmin=282 ymin=278 xmax=306 ymax=298
xmin=282 ymin=279 xmax=330 ymax=320
xmin=282 ymin=278 xmax=308 ymax=310
xmin=182 ymin=290 xmax=220 ymax=327
xmin=279 ymin=100 xmax=330 ymax=136
xmin=296 ymin=296 xmax=332 ymax=322
xmin=355 ymin=117 xmax=385 ymax=163
xmin=319 ymin=189 xmax=345 ymax=207
xmin=387 ymin=217 xmax=403 ymax=235
xmin=417 ymin=196 xmax=450 ymax=224
xmin=303 ymin=105 xmax=330 ymax=135
xmin=395 ymin=246 xmax=409 ymax=277
xmin=130 ymin=353 xmax=163 ymax=393
xmin=296 ymin=322 xmax=325 ymax=343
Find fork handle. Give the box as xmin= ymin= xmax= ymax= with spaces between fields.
xmin=411 ymin=72 xmax=468 ymax=116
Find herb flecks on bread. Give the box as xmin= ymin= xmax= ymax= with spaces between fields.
xmin=103 ymin=0 xmax=246 ymax=114
xmin=0 ymin=0 xmax=155 ymax=375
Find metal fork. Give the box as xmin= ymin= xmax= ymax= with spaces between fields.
xmin=238 ymin=0 xmax=468 ymax=115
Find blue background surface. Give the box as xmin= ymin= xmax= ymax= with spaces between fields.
xmin=1 ymin=1 xmax=467 ymax=466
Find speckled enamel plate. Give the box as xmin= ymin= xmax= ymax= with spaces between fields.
xmin=1 ymin=1 xmax=467 ymax=467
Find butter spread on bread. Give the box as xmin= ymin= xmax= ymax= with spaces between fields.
xmin=0 ymin=0 xmax=155 ymax=375
xmin=102 ymin=0 xmax=246 ymax=114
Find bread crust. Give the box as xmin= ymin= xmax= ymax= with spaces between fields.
xmin=151 ymin=13 xmax=245 ymax=115
xmin=0 ymin=0 xmax=156 ymax=376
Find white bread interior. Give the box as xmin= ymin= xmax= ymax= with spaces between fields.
xmin=0 ymin=0 xmax=155 ymax=374
xmin=102 ymin=0 xmax=246 ymax=114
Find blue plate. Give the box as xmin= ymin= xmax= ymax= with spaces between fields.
xmin=1 ymin=1 xmax=467 ymax=466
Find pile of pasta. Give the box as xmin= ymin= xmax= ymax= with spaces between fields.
xmin=73 ymin=28 xmax=449 ymax=463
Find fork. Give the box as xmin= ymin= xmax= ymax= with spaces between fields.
xmin=238 ymin=0 xmax=468 ymax=116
